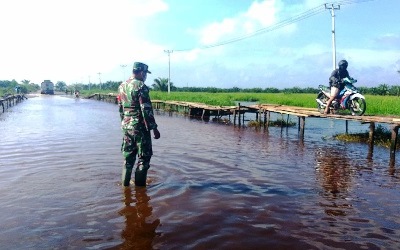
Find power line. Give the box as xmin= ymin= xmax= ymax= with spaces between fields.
xmin=173 ymin=0 xmax=375 ymax=52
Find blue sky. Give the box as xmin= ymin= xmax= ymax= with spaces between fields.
xmin=1 ymin=0 xmax=399 ymax=89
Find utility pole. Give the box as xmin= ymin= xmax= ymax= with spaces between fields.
xmin=88 ymin=75 xmax=91 ymax=90
xmin=325 ymin=3 xmax=340 ymax=70
xmin=164 ymin=50 xmax=173 ymax=94
xmin=120 ymin=64 xmax=127 ymax=82
xmin=98 ymin=72 xmax=102 ymax=89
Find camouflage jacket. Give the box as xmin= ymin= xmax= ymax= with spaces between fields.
xmin=118 ymin=77 xmax=157 ymax=131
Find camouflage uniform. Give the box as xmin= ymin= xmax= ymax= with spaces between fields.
xmin=118 ymin=63 xmax=158 ymax=186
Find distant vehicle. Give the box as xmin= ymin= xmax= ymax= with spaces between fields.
xmin=41 ymin=80 xmax=54 ymax=95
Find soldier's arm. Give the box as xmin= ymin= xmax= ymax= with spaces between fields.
xmin=139 ymin=85 xmax=158 ymax=131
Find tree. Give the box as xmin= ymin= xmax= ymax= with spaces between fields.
xmin=21 ymin=79 xmax=30 ymax=85
xmin=55 ymin=81 xmax=67 ymax=91
xmin=152 ymin=77 xmax=175 ymax=91
xmin=376 ymin=84 xmax=389 ymax=96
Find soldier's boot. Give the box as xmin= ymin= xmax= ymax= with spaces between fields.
xmin=134 ymin=163 xmax=149 ymax=187
xmin=122 ymin=163 xmax=134 ymax=187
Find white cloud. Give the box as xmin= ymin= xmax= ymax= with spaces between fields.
xmin=343 ymin=49 xmax=400 ymax=68
xmin=245 ymin=0 xmax=278 ymax=27
xmin=200 ymin=18 xmax=237 ymax=45
xmin=0 ymin=0 xmax=169 ymax=84
xmin=198 ymin=0 xmax=281 ymax=46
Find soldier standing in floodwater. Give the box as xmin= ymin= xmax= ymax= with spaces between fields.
xmin=118 ymin=62 xmax=160 ymax=187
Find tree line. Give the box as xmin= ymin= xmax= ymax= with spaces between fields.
xmin=0 ymin=80 xmax=40 ymax=96
xmin=1 ymin=78 xmax=400 ymax=96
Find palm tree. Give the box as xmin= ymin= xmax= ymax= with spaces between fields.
xmin=152 ymin=77 xmax=175 ymax=91
xmin=377 ymin=84 xmax=389 ymax=96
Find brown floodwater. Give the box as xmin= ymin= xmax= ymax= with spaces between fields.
xmin=0 ymin=94 xmax=399 ymax=249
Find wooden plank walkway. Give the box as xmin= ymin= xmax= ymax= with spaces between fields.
xmin=156 ymin=100 xmax=400 ymax=165
xmin=88 ymin=93 xmax=400 ymax=165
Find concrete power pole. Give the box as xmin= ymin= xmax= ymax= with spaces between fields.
xmin=164 ymin=50 xmax=173 ymax=94
xmin=98 ymin=72 xmax=102 ymax=89
xmin=325 ymin=3 xmax=340 ymax=70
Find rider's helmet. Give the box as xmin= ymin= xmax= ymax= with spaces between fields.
xmin=338 ymin=60 xmax=348 ymax=70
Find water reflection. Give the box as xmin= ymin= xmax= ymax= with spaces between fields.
xmin=111 ymin=187 xmax=160 ymax=249
xmin=315 ymin=147 xmax=353 ymax=216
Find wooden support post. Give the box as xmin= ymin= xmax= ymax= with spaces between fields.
xmin=286 ymin=114 xmax=289 ymax=127
xmin=298 ymin=117 xmax=300 ymax=132
xmin=238 ymin=104 xmax=241 ymax=127
xmin=368 ymin=122 xmax=375 ymax=160
xmin=233 ymin=110 xmax=237 ymax=126
xmin=389 ymin=125 xmax=399 ymax=165
xmin=242 ymin=110 xmax=245 ymax=127
xmin=263 ymin=110 xmax=267 ymax=130
xmin=299 ymin=116 xmax=305 ymax=138
xmin=345 ymin=120 xmax=349 ymax=134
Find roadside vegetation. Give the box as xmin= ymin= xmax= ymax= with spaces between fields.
xmin=334 ymin=125 xmax=400 ymax=150
xmin=0 ymin=80 xmax=40 ymax=96
xmin=1 ymin=78 xmax=399 ymax=116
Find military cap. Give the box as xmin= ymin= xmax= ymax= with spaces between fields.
xmin=133 ymin=62 xmax=151 ymax=74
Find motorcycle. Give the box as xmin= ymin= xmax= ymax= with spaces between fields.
xmin=316 ymin=77 xmax=366 ymax=116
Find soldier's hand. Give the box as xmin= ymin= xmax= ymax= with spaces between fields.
xmin=153 ymin=128 xmax=160 ymax=139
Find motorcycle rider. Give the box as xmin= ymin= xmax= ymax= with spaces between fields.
xmin=324 ymin=59 xmax=351 ymax=114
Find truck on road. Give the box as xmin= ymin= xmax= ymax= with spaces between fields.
xmin=41 ymin=80 xmax=54 ymax=94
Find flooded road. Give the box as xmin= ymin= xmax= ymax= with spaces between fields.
xmin=0 ymin=94 xmax=399 ymax=249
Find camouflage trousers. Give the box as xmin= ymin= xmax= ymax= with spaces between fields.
xmin=122 ymin=127 xmax=153 ymax=169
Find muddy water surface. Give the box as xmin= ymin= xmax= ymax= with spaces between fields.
xmin=0 ymin=95 xmax=399 ymax=249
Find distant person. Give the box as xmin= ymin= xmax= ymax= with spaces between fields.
xmin=118 ymin=62 xmax=160 ymax=187
xmin=324 ymin=60 xmax=351 ymax=114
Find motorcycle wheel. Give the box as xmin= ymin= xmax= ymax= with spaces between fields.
xmin=317 ymin=93 xmax=328 ymax=114
xmin=349 ymin=97 xmax=366 ymax=116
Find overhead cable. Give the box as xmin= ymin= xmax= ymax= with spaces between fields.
xmin=173 ymin=0 xmax=375 ymax=52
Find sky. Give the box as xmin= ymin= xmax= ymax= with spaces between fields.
xmin=1 ymin=0 xmax=399 ymax=89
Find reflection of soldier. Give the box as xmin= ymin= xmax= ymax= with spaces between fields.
xmin=115 ymin=187 xmax=160 ymax=249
